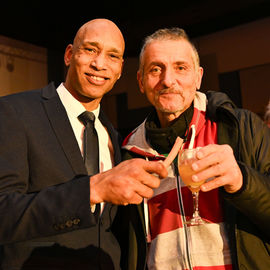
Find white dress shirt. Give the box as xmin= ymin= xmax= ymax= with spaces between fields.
xmin=57 ymin=83 xmax=113 ymax=211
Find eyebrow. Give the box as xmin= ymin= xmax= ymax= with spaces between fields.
xmin=147 ymin=60 xmax=189 ymax=68
xmin=147 ymin=61 xmax=164 ymax=68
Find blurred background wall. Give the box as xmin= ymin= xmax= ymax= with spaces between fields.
xmin=0 ymin=35 xmax=47 ymax=96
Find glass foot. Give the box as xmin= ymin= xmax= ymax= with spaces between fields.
xmin=185 ymin=216 xmax=206 ymax=226
xmin=185 ymin=209 xmax=208 ymax=226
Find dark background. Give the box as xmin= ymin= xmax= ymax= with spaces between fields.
xmin=1 ymin=0 xmax=269 ymax=135
xmin=1 ymin=0 xmax=269 ymax=56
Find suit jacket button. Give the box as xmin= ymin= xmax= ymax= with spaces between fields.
xmin=73 ymin=218 xmax=80 ymax=225
xmin=65 ymin=220 xmax=73 ymax=228
xmin=53 ymin=224 xmax=60 ymax=231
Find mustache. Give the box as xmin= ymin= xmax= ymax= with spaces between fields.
xmin=158 ymin=87 xmax=182 ymax=95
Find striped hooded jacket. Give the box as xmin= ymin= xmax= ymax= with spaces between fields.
xmin=115 ymin=90 xmax=270 ymax=270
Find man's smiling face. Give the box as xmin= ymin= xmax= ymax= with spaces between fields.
xmin=64 ymin=19 xmax=125 ymax=110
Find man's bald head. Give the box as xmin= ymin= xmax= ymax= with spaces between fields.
xmin=73 ymin=18 xmax=125 ymax=51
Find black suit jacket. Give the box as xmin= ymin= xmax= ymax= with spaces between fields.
xmin=0 ymin=83 xmax=122 ymax=270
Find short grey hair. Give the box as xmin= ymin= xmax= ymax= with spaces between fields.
xmin=139 ymin=27 xmax=200 ymax=73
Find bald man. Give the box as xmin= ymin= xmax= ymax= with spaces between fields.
xmin=0 ymin=19 xmax=167 ymax=270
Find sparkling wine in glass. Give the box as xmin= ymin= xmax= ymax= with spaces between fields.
xmin=178 ymin=147 xmax=206 ymax=225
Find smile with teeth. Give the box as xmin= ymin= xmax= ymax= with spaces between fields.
xmin=86 ymin=73 xmax=109 ymax=85
xmin=91 ymin=75 xmax=106 ymax=81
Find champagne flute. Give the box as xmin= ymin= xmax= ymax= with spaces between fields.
xmin=178 ymin=147 xmax=206 ymax=225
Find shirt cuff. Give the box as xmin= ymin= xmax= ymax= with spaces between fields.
xmin=90 ymin=203 xmax=96 ymax=213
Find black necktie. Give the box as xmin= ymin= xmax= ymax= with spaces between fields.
xmin=78 ymin=111 xmax=99 ymax=175
xmin=78 ymin=111 xmax=101 ymax=217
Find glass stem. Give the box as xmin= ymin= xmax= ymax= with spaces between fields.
xmin=192 ymin=191 xmax=200 ymax=220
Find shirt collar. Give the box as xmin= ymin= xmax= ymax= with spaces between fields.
xmin=56 ymin=83 xmax=100 ymax=119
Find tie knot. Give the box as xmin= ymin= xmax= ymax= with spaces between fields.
xmin=78 ymin=111 xmax=96 ymax=126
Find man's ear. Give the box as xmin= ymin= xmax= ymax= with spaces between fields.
xmin=117 ymin=59 xmax=124 ymax=80
xmin=64 ymin=44 xmax=73 ymax=67
xmin=137 ymin=71 xmax=145 ymax=94
xmin=196 ymin=66 xmax=204 ymax=90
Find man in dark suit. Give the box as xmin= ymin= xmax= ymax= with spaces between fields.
xmin=0 ymin=18 xmax=167 ymax=270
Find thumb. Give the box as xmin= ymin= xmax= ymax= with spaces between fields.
xmin=144 ymin=160 xmax=168 ymax=179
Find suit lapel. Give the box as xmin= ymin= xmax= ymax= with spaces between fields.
xmin=41 ymin=85 xmax=121 ymax=217
xmin=41 ymin=83 xmax=87 ymax=175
